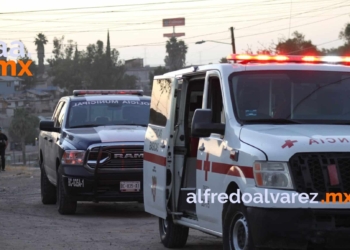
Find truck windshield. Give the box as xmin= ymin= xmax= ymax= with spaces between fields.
xmin=230 ymin=70 xmax=350 ymax=124
xmin=66 ymin=99 xmax=150 ymax=128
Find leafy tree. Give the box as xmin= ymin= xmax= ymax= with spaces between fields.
xmin=219 ymin=58 xmax=228 ymax=63
xmin=9 ymin=108 xmax=39 ymax=165
xmin=275 ymin=31 xmax=320 ymax=55
xmin=321 ymin=23 xmax=350 ymax=56
xmin=47 ymin=37 xmax=83 ymax=93
xmin=48 ymin=33 xmax=136 ymax=93
xmin=34 ymin=33 xmax=48 ymax=74
xmin=164 ymin=37 xmax=188 ymax=70
xmin=118 ymin=74 xmax=138 ymax=89
xmin=339 ymin=23 xmax=350 ymax=43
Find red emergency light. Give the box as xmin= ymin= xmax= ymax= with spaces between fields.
xmin=227 ymin=54 xmax=350 ymax=65
xmin=73 ymin=90 xmax=143 ymax=96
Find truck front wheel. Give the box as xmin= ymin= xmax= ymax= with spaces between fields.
xmin=159 ymin=216 xmax=189 ymax=248
xmin=40 ymin=159 xmax=56 ymax=205
xmin=56 ymin=169 xmax=77 ymax=215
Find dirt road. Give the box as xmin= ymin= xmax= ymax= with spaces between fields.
xmin=0 ymin=167 xmax=222 ymax=250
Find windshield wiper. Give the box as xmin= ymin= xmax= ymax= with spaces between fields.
xmin=242 ymin=118 xmax=302 ymax=124
xmin=69 ymin=124 xmax=102 ymax=128
xmin=113 ymin=123 xmax=147 ymax=127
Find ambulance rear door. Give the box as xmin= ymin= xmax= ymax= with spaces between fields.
xmin=144 ymin=76 xmax=178 ymax=219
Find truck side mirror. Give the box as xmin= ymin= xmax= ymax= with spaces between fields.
xmin=191 ymin=109 xmax=225 ymax=138
xmin=39 ymin=120 xmax=61 ymax=133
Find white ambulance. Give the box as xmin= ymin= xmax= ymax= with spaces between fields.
xmin=143 ymin=54 xmax=350 ymax=250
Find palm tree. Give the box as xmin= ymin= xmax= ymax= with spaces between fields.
xmin=34 ymin=33 xmax=48 ymax=74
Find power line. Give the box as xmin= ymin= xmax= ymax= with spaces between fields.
xmin=0 ymin=0 xmax=336 ymax=15
xmin=3 ymin=4 xmax=347 ymax=34
xmin=235 ymin=11 xmax=350 ymax=39
xmin=1 ymin=0 xmax=348 ymax=60
xmin=0 ymin=0 xmax=214 ymax=15
xmin=0 ymin=0 xmax=345 ymax=34
xmin=236 ymin=1 xmax=350 ymax=31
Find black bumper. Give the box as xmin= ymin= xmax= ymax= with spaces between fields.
xmin=59 ymin=165 xmax=143 ymax=202
xmin=247 ymin=207 xmax=350 ymax=249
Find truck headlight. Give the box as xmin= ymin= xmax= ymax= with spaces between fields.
xmin=253 ymin=161 xmax=294 ymax=189
xmin=61 ymin=150 xmax=86 ymax=165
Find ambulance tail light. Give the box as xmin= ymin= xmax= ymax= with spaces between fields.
xmin=73 ymin=90 xmax=143 ymax=96
xmin=253 ymin=162 xmax=293 ymax=189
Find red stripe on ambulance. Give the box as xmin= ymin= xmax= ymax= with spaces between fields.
xmin=144 ymin=152 xmax=166 ymax=166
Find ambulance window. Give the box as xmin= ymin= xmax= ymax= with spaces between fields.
xmin=149 ymin=78 xmax=172 ymax=127
xmin=188 ymin=92 xmax=203 ymax=128
xmin=207 ymin=77 xmax=225 ymax=123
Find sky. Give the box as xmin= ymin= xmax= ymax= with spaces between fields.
xmin=1 ymin=0 xmax=350 ymax=66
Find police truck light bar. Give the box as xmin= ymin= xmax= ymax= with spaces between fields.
xmin=227 ymin=54 xmax=350 ymax=64
xmin=73 ymin=90 xmax=143 ymax=96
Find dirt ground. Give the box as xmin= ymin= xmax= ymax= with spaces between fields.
xmin=0 ymin=166 xmax=222 ymax=250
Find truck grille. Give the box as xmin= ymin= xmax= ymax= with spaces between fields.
xmin=86 ymin=146 xmax=144 ymax=168
xmin=289 ymin=153 xmax=350 ymax=201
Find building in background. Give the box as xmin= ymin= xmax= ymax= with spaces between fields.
xmin=124 ymin=58 xmax=155 ymax=95
xmin=0 ymin=76 xmax=25 ymax=97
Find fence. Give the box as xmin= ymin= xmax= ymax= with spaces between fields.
xmin=5 ymin=151 xmax=39 ymax=167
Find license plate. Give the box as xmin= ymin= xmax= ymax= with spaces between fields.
xmin=68 ymin=178 xmax=84 ymax=188
xmin=120 ymin=181 xmax=140 ymax=192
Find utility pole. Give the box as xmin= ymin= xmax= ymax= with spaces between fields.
xmin=230 ymin=27 xmax=236 ymax=54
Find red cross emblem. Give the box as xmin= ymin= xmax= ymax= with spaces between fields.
xmin=203 ymin=153 xmax=211 ymax=181
xmin=281 ymin=140 xmax=298 ymax=148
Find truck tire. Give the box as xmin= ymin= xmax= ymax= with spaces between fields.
xmin=40 ymin=160 xmax=56 ymax=205
xmin=56 ymin=169 xmax=77 ymax=215
xmin=223 ymin=202 xmax=256 ymax=250
xmin=159 ymin=216 xmax=189 ymax=248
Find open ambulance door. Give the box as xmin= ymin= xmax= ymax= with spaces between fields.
xmin=143 ymin=76 xmax=179 ymax=219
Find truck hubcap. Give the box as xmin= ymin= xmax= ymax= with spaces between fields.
xmin=231 ymin=213 xmax=248 ymax=250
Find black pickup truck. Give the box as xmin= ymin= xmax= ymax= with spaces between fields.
xmin=38 ymin=90 xmax=150 ymax=215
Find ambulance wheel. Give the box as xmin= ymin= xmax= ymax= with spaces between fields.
xmin=223 ymin=202 xmax=256 ymax=250
xmin=159 ymin=216 xmax=189 ymax=248
xmin=56 ymin=168 xmax=77 ymax=215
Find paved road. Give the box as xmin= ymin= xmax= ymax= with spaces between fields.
xmin=0 ymin=167 xmax=222 ymax=250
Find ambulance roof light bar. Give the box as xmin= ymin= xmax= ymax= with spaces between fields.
xmin=226 ymin=54 xmax=350 ymax=65
xmin=73 ymin=90 xmax=143 ymax=96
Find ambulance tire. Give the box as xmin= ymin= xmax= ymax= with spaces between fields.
xmin=223 ymin=202 xmax=258 ymax=250
xmin=159 ymin=216 xmax=189 ymax=248
xmin=40 ymin=159 xmax=57 ymax=205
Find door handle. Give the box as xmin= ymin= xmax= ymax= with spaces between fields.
xmin=160 ymin=141 xmax=166 ymax=148
xmin=199 ymin=145 xmax=205 ymax=151
xmin=48 ymin=138 xmax=53 ymax=142
xmin=44 ymin=137 xmax=48 ymax=140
